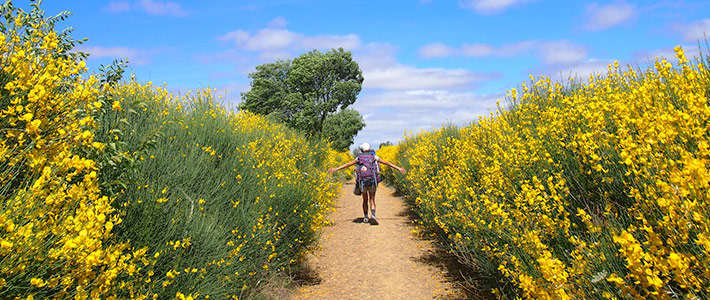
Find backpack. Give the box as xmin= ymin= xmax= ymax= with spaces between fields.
xmin=355 ymin=151 xmax=381 ymax=189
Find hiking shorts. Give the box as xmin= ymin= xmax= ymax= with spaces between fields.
xmin=360 ymin=178 xmax=377 ymax=193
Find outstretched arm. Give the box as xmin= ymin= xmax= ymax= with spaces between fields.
xmin=378 ymin=159 xmax=406 ymax=174
xmin=328 ymin=159 xmax=357 ymax=174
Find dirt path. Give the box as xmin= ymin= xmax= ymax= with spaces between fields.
xmin=291 ymin=182 xmax=465 ymax=300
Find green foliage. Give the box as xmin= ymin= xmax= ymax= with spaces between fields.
xmin=98 ymin=59 xmax=128 ymax=87
xmin=0 ymin=3 xmax=138 ymax=298
xmin=95 ymin=83 xmax=339 ymax=298
xmin=240 ymin=48 xmax=365 ymax=147
xmin=0 ymin=0 xmax=88 ymax=61
xmin=378 ymin=141 xmax=393 ymax=149
xmin=388 ymin=54 xmax=710 ymax=298
xmin=84 ymin=60 xmax=140 ymax=199
xmin=322 ymin=108 xmax=365 ymax=151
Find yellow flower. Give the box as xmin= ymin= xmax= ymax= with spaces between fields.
xmin=26 ymin=119 xmax=41 ymax=133
xmin=29 ymin=278 xmax=45 ymax=287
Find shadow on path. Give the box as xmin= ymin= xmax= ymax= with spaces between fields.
xmin=392 ymin=190 xmax=496 ymax=300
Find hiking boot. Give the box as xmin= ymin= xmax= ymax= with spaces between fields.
xmin=370 ymin=216 xmax=379 ymax=225
xmin=363 ymin=217 xmax=369 ymax=223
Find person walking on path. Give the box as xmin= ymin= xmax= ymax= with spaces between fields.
xmin=328 ymin=143 xmax=406 ymax=224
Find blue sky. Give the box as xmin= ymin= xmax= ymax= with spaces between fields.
xmin=27 ymin=0 xmax=710 ymax=149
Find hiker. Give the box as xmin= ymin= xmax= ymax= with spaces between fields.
xmin=328 ymin=143 xmax=406 ymax=224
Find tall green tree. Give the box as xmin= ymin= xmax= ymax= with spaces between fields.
xmin=322 ymin=108 xmax=365 ymax=151
xmin=240 ymin=48 xmax=365 ymax=148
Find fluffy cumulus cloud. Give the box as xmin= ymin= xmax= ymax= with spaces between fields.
xmin=497 ymin=41 xmax=539 ymax=57
xmin=217 ymin=28 xmax=361 ymax=60
xmin=102 ymin=0 xmax=188 ymax=16
xmin=215 ymin=24 xmax=498 ymax=91
xmin=584 ymin=2 xmax=636 ymax=32
xmin=539 ymin=59 xmax=615 ymax=81
xmin=531 ymin=45 xmax=703 ymax=84
xmin=418 ymin=42 xmax=456 ymax=58
xmin=538 ymin=40 xmax=588 ymax=65
xmin=352 ymin=90 xmax=503 ymax=147
xmin=211 ymin=22 xmax=505 ymax=149
xmin=267 ymin=17 xmax=289 ymax=29
xmin=540 ymin=43 xmax=699 ymax=86
xmin=458 ymin=0 xmax=534 ymax=14
xmin=633 ymin=45 xmax=703 ymax=64
xmin=354 ymin=42 xmax=400 ymax=67
xmin=460 ymin=43 xmax=495 ymax=57
xmin=418 ymin=39 xmax=586 ymax=65
xmin=682 ymin=19 xmax=710 ymax=42
xmin=460 ymin=41 xmax=536 ymax=57
xmin=357 ymin=42 xmax=498 ymax=90
xmin=363 ymin=65 xmax=497 ymax=90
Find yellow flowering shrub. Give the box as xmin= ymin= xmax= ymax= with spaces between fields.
xmin=390 ymin=47 xmax=710 ymax=299
xmin=376 ymin=144 xmax=397 ymax=164
xmin=0 ymin=3 xmax=142 ymax=299
xmin=1 ymin=3 xmax=342 ymax=299
xmin=326 ymin=148 xmax=353 ymax=181
xmin=99 ymin=81 xmax=340 ymax=298
xmin=376 ymin=144 xmax=398 ymax=184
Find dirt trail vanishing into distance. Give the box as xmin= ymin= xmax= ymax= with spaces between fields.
xmin=291 ymin=182 xmax=469 ymax=300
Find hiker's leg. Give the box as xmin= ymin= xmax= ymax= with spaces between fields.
xmin=362 ymin=193 xmax=369 ymax=218
xmin=368 ymin=189 xmax=376 ymax=217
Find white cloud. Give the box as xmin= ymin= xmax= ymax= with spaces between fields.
xmin=420 ymin=41 xmax=522 ymax=58
xmin=419 ymin=42 xmax=455 ymax=58
xmin=300 ymin=34 xmax=361 ymax=51
xmin=216 ymin=27 xmax=494 ymax=92
xmin=363 ymin=65 xmax=497 ymax=90
xmin=136 ymin=0 xmax=188 ymax=16
xmin=458 ymin=0 xmax=533 ymax=14
xmin=461 ymin=43 xmax=495 ymax=57
xmin=352 ymin=90 xmax=503 ymax=148
xmin=633 ymin=45 xmax=703 ymax=64
xmin=682 ymin=19 xmax=710 ymax=42
xmin=498 ymin=41 xmax=538 ymax=57
xmin=102 ymin=1 xmax=131 ymax=13
xmin=267 ymin=17 xmax=289 ymax=29
xmin=235 ymin=29 xmax=299 ymax=51
xmin=217 ymin=28 xmax=361 ymax=60
xmin=460 ymin=41 xmax=536 ymax=57
xmin=633 ymin=48 xmax=676 ymax=64
xmin=537 ymin=44 xmax=704 ymax=85
xmin=538 ymin=40 xmax=588 ymax=65
xmin=353 ymin=42 xmax=400 ymax=69
xmin=101 ymin=0 xmax=188 ymax=16
xmin=359 ymin=90 xmax=492 ymax=110
xmin=75 ymin=45 xmax=153 ymax=65
xmin=211 ymin=26 xmax=501 ymax=147
xmin=584 ymin=2 xmax=635 ymax=32
xmin=216 ymin=30 xmax=251 ymax=45
xmin=559 ymin=59 xmax=615 ymax=79
xmin=418 ymin=40 xmax=584 ymax=65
